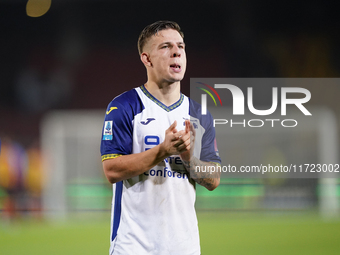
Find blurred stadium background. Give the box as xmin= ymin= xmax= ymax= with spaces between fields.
xmin=0 ymin=0 xmax=340 ymax=254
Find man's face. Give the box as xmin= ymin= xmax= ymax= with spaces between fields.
xmin=144 ymin=29 xmax=186 ymax=84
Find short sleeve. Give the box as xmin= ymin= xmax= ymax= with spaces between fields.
xmin=199 ymin=111 xmax=221 ymax=164
xmin=189 ymin=98 xmax=221 ymax=164
xmin=100 ymin=89 xmax=144 ymax=161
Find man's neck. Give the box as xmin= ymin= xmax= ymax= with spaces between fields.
xmin=144 ymin=81 xmax=181 ymax=107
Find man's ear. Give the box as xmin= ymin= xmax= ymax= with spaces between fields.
xmin=140 ymin=53 xmax=152 ymax=67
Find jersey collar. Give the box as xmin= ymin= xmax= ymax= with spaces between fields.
xmin=140 ymin=85 xmax=184 ymax=112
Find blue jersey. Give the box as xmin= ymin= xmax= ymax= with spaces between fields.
xmin=101 ymin=85 xmax=220 ymax=255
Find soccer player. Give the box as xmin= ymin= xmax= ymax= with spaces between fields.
xmin=100 ymin=20 xmax=221 ymax=255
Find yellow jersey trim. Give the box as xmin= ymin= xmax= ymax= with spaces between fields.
xmin=211 ymin=162 xmax=221 ymax=167
xmin=102 ymin=154 xmax=122 ymax=161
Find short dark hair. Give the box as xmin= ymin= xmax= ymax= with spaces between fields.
xmin=137 ymin=20 xmax=184 ymax=55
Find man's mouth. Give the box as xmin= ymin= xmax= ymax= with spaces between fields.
xmin=170 ymin=64 xmax=181 ymax=73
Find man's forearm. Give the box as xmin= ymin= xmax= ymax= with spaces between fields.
xmin=102 ymin=122 xmax=189 ymax=184
xmin=102 ymin=144 xmax=169 ymax=184
xmin=182 ymin=157 xmax=220 ymax=191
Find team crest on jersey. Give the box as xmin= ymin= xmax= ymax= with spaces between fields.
xmin=103 ymin=121 xmax=113 ymax=140
xmin=183 ymin=118 xmax=199 ymax=129
xmin=191 ymin=120 xmax=198 ymax=129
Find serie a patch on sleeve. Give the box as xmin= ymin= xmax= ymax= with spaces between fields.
xmin=103 ymin=121 xmax=113 ymax=140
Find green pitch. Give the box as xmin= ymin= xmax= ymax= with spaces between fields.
xmin=198 ymin=212 xmax=340 ymax=255
xmin=1 ymin=212 xmax=339 ymax=255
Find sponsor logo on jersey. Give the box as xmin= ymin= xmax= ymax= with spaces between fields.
xmin=141 ymin=118 xmax=156 ymax=125
xmin=106 ymin=107 xmax=118 ymax=115
xmin=103 ymin=121 xmax=113 ymax=140
xmin=144 ymin=167 xmax=188 ymax=179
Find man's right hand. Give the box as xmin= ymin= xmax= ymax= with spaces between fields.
xmin=160 ymin=120 xmax=188 ymax=157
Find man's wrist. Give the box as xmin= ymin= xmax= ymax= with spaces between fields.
xmin=157 ymin=143 xmax=172 ymax=160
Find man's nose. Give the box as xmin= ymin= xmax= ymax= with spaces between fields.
xmin=172 ymin=46 xmax=181 ymax=57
